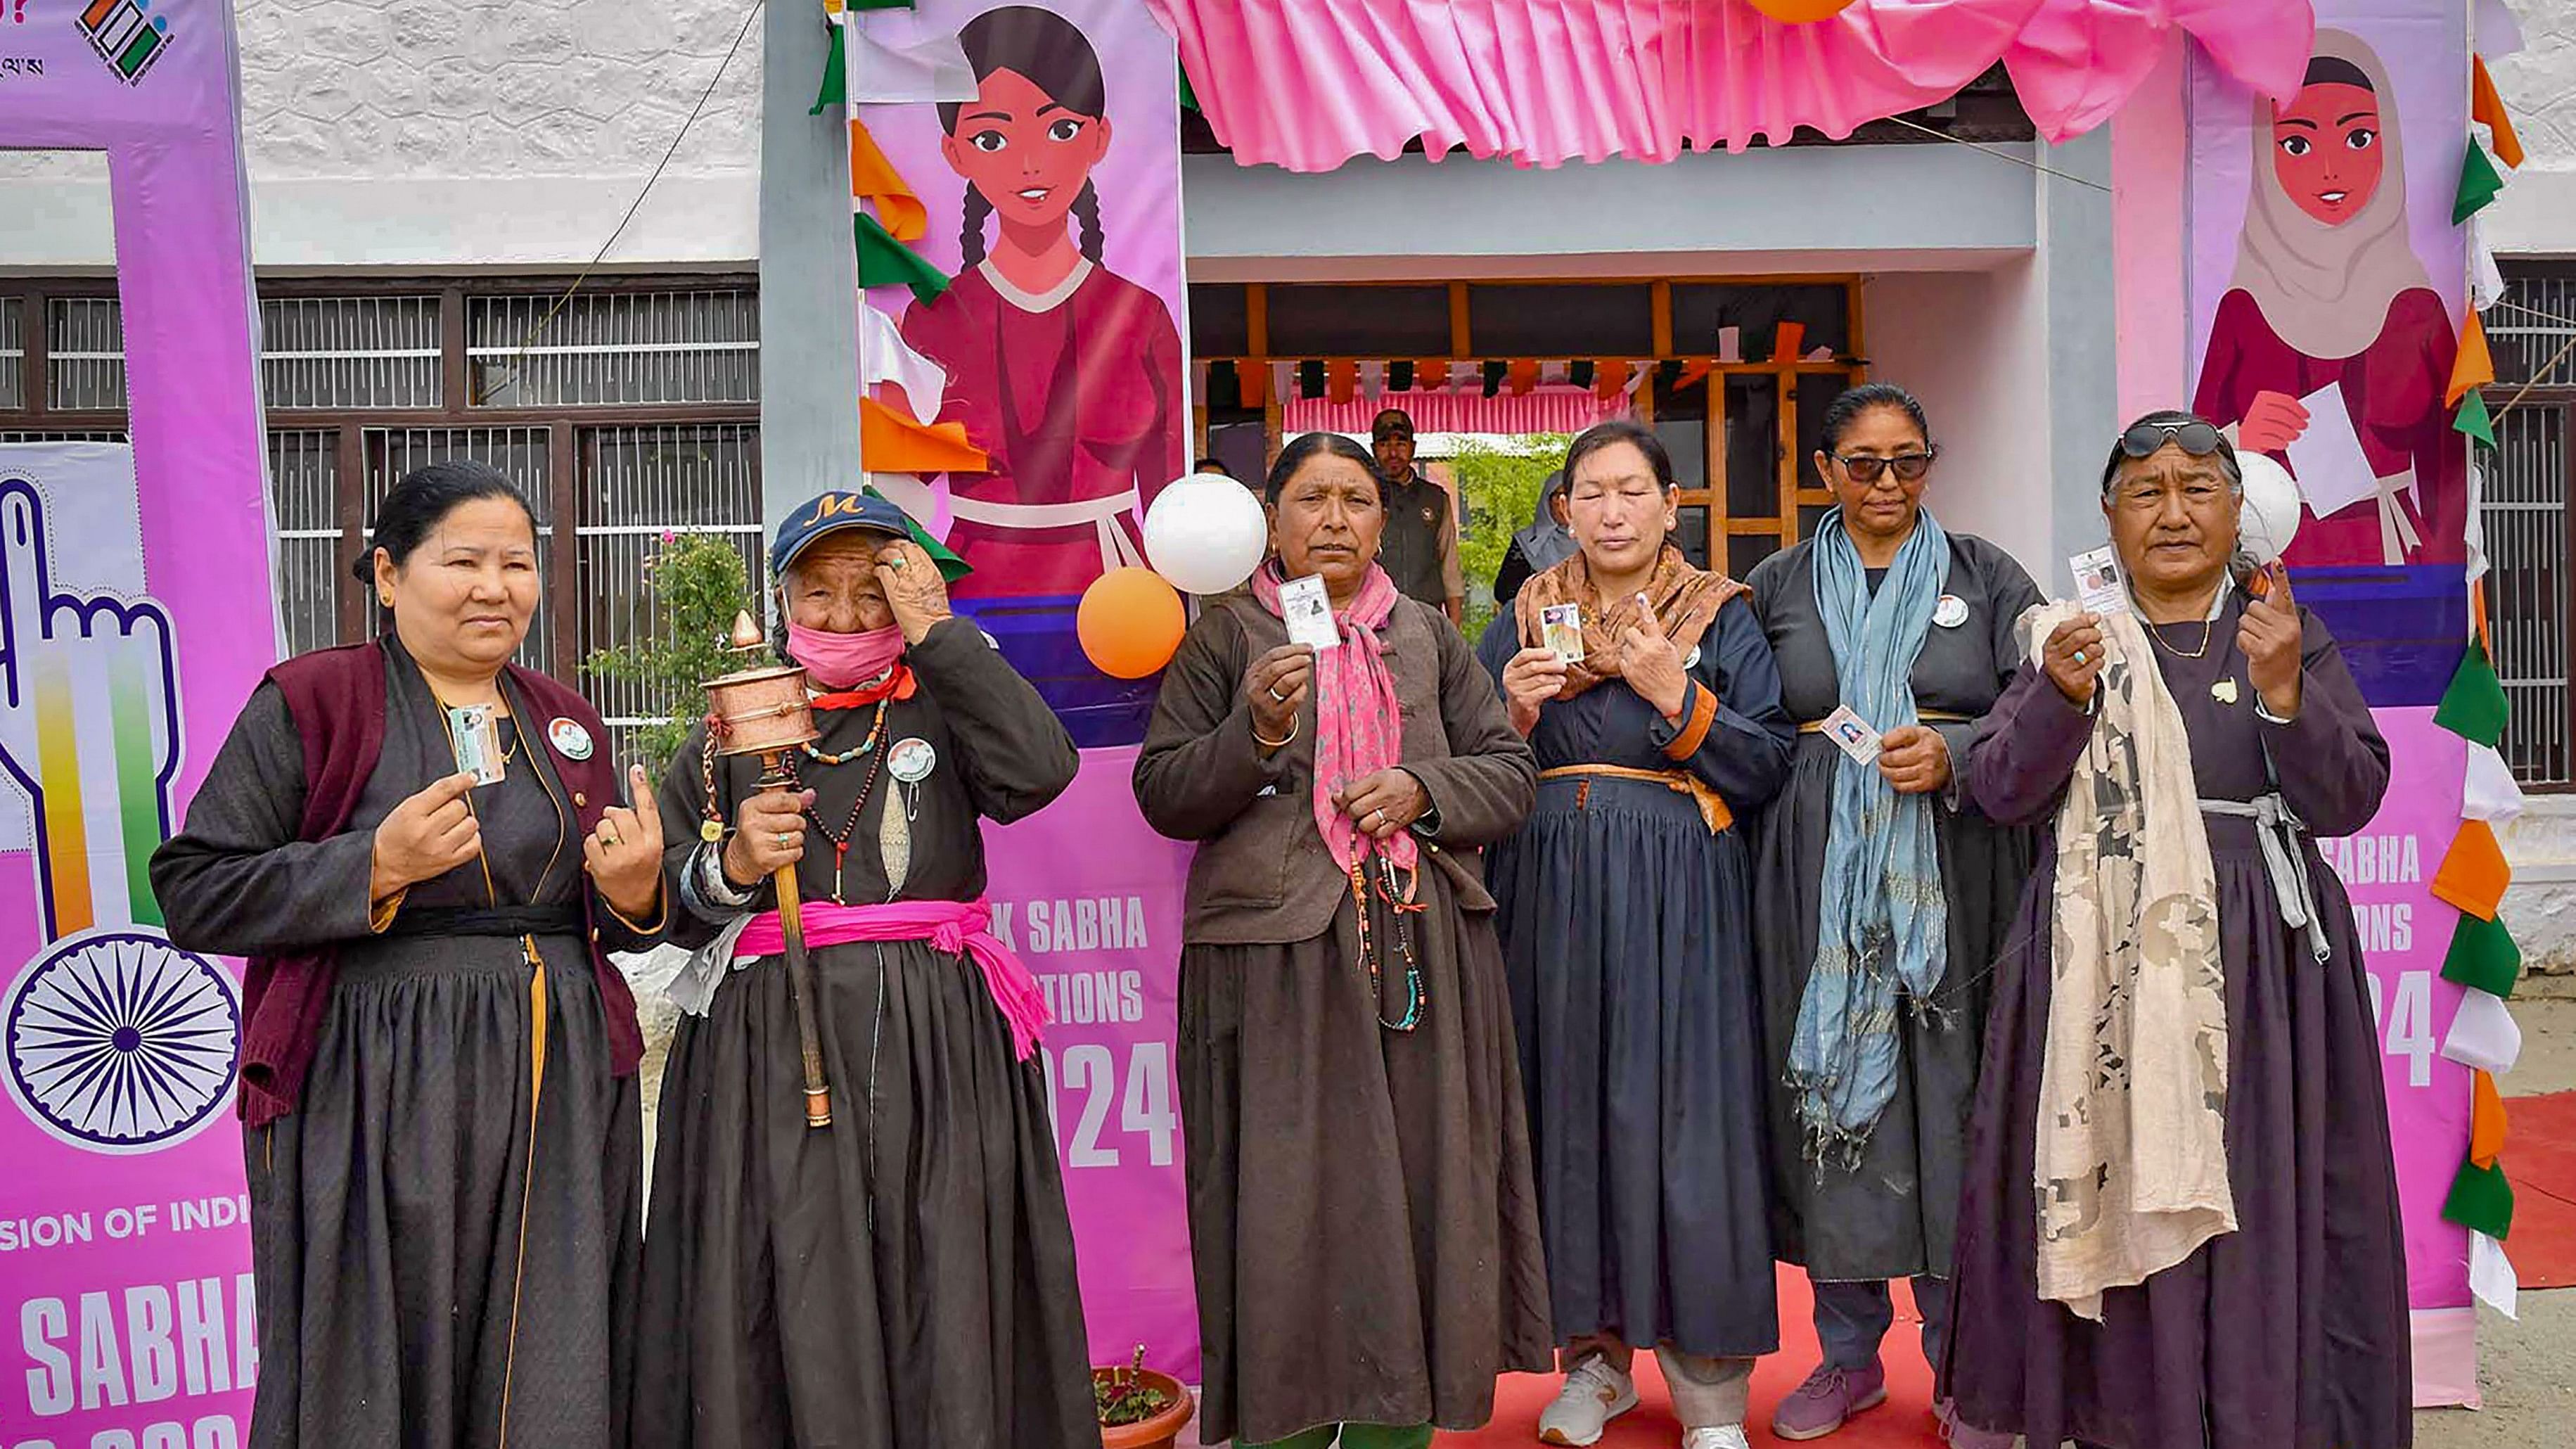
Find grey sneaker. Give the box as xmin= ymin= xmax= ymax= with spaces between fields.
xmin=1769 ymin=1361 xmax=1889 ymax=1441
xmin=1537 ymin=1354 xmax=1638 ymax=1446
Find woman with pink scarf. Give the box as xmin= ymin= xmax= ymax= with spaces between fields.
xmin=1136 ymin=432 xmax=1551 ymax=1449
xmin=632 ymin=490 xmax=1091 ymax=1448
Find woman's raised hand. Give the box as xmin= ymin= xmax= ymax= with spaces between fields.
xmin=371 ymin=772 xmax=482 ymax=903
xmin=1501 ymin=649 xmax=1568 ymax=736
xmin=1245 ymin=644 xmax=1314 ymax=750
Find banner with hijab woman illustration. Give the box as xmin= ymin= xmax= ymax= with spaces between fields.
xmin=2187 ymin=0 xmax=2482 ymax=1404
xmin=836 ymin=0 xmax=1203 ymax=1381
xmin=2188 ymin=3 xmax=2468 ymax=706
xmin=854 ymin=0 xmax=1189 ymax=749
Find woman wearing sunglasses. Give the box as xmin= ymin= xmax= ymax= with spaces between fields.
xmin=1940 ymin=411 xmax=2406 ymax=1449
xmin=1744 ymin=385 xmax=2042 ymax=1446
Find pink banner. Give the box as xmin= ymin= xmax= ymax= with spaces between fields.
xmin=0 ymin=1 xmax=275 ymax=1445
xmin=980 ymin=748 xmax=1199 ymax=1381
xmin=2322 ymin=708 xmax=2477 ymax=1398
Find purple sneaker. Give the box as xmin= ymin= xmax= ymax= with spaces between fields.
xmin=1935 ymin=1398 xmax=2016 ymax=1449
xmin=1768 ymin=1361 xmax=1888 ymax=1442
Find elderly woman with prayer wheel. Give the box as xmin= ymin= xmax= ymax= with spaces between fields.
xmin=631 ymin=490 xmax=1091 ymax=1448
xmin=1478 ymin=419 xmax=1795 ymax=1449
xmin=1135 ymin=431 xmax=1552 ymax=1449
xmin=1939 ymin=411 xmax=2408 ymax=1449
xmin=1743 ymin=385 xmax=2042 ymax=1448
xmin=152 ymin=461 xmax=667 ymax=1449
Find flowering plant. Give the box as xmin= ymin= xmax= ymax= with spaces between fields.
xmin=582 ymin=531 xmax=756 ymax=774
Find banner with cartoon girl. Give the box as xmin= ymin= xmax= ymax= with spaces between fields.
xmin=2188 ymin=0 xmax=2469 ymax=706
xmin=847 ymin=0 xmax=1190 ymax=751
xmin=833 ymin=0 xmax=1201 ymax=1380
xmin=2189 ymin=0 xmax=2480 ymax=1403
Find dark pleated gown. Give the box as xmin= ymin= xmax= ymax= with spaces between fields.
xmin=1941 ymin=599 xmax=2414 ymax=1449
xmin=1476 ymin=598 xmax=1796 ymax=1361
xmin=154 ymin=655 xmax=653 ymax=1449
xmin=634 ymin=621 xmax=1096 ymax=1449
xmin=1137 ymin=596 xmax=1556 ymax=1446
xmin=1745 ymin=534 xmax=2041 ymax=1281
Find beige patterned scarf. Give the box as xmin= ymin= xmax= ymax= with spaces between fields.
xmin=2019 ymin=602 xmax=2238 ymax=1322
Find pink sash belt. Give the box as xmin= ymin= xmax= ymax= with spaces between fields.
xmin=733 ymin=900 xmax=1050 ymax=1061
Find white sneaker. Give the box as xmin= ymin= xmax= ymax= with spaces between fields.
xmin=1537 ymin=1355 xmax=1639 ymax=1446
xmin=1681 ymin=1428 xmax=1752 ymax=1449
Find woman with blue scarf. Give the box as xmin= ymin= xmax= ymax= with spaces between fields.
xmin=1745 ymin=385 xmax=2042 ymax=1447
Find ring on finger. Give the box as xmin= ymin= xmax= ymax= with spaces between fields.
xmin=1268 ymin=684 xmax=1290 ymax=702
xmin=775 ymin=831 xmax=795 ymax=848
xmin=600 ymin=829 xmax=621 ymax=847
xmin=2072 ymin=649 xmax=2088 ymax=665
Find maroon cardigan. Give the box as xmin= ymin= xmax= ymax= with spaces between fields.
xmin=236 ymin=642 xmax=646 ymax=1126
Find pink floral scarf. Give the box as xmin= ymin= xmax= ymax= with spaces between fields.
xmin=1251 ymin=559 xmax=1416 ymax=876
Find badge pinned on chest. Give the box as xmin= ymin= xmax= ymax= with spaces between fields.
xmin=547 ymin=717 xmax=595 ymax=760
xmin=887 ymin=737 xmax=937 ymax=784
xmin=1932 ymin=594 xmax=1969 ymax=630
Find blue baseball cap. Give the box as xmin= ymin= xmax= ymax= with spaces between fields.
xmin=769 ymin=489 xmax=970 ymax=582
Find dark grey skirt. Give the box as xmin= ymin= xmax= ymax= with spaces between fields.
xmin=243 ymin=934 xmax=641 ymax=1449
xmin=1492 ymin=773 xmax=1780 ymax=1360
xmin=1750 ymin=736 xmax=2033 ymax=1282
xmin=631 ymin=938 xmax=1096 ymax=1449
xmin=1941 ymin=829 xmax=2413 ymax=1449
xmin=1179 ymin=868 xmax=1553 ymax=1445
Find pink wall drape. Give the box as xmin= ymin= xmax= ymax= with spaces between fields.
xmin=1151 ymin=0 xmax=2314 ymax=170
xmin=1284 ymin=385 xmax=1629 ymax=435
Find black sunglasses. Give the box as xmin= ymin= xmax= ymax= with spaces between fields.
xmin=1831 ymin=452 xmax=1935 ymax=484
xmin=2118 ymin=420 xmax=2225 ymax=459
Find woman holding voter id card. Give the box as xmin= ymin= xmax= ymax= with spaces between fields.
xmin=1136 ymin=431 xmax=1551 ymax=1449
xmin=1477 ymin=419 xmax=1795 ymax=1449
xmin=1939 ymin=411 xmax=2408 ymax=1449
xmin=1741 ymin=384 xmax=2042 ymax=1447
xmin=153 ymin=461 xmax=666 ymax=1449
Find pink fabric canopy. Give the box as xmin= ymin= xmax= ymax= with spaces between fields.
xmin=1286 ymin=385 xmax=1629 ymax=436
xmin=1151 ymin=0 xmax=2314 ymax=170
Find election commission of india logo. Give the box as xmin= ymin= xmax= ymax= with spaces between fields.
xmin=4 ymin=930 xmax=238 ymax=1153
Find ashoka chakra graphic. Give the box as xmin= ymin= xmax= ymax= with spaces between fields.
xmin=6 ymin=931 xmax=239 ymax=1153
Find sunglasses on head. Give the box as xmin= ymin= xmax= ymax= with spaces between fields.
xmin=2118 ymin=420 xmax=2226 ymax=459
xmin=1831 ymin=452 xmax=1935 ymax=485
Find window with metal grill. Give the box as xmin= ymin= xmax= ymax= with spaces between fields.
xmin=469 ymin=289 xmax=759 ymax=408
xmin=2478 ymin=262 xmax=2576 ymax=786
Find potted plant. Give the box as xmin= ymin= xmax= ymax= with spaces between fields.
xmin=1094 ymin=1345 xmax=1194 ymax=1449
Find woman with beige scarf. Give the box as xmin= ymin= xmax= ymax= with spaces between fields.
xmin=1940 ymin=412 xmax=2408 ymax=1449
xmin=1478 ymin=420 xmax=1795 ymax=1449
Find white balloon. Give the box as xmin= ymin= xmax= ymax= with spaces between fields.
xmin=2237 ymin=452 xmax=2302 ymax=566
xmin=1143 ymin=473 xmax=1269 ymax=595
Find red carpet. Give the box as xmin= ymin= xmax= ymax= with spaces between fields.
xmin=1435 ymin=1267 xmax=1942 ymax=1447
xmin=2503 ymin=1089 xmax=2576 ymax=1290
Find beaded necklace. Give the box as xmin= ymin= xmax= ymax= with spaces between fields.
xmin=786 ymin=697 xmax=894 ymax=905
xmin=1350 ymin=857 xmax=1426 ymax=1033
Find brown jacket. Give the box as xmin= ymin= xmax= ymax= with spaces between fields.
xmin=1134 ymin=593 xmax=1536 ymax=946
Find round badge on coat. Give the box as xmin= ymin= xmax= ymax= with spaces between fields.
xmin=1932 ymin=594 xmax=1970 ymax=629
xmin=548 ymin=717 xmax=595 ymax=760
xmin=887 ymin=737 xmax=937 ymax=784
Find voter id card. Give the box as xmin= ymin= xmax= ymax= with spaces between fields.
xmin=1279 ymin=573 xmax=1339 ymax=651
xmin=2069 ymin=546 xmax=2131 ymax=616
xmin=448 ymin=703 xmax=506 ymax=786
xmin=1539 ymin=603 xmax=1584 ymax=664
xmin=1820 ymin=705 xmax=1883 ymax=765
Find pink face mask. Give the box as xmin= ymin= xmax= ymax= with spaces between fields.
xmin=786 ymin=620 xmax=906 ymax=689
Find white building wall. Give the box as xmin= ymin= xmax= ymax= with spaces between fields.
xmin=1866 ymin=264 xmax=2058 ymax=576
xmin=1 ymin=0 xmax=764 ymax=269
xmin=2483 ymin=4 xmax=2576 ymax=259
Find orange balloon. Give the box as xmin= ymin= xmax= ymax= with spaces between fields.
xmin=1077 ymin=568 xmax=1187 ymax=679
xmin=1745 ymin=0 xmax=1855 ymax=20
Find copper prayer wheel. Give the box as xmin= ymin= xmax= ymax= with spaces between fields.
xmin=702 ymin=663 xmax=819 ymax=757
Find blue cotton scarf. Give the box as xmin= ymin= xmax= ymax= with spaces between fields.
xmin=1788 ymin=506 xmax=1952 ymax=1165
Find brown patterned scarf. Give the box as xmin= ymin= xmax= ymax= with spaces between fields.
xmin=1513 ymin=544 xmax=1745 ymax=698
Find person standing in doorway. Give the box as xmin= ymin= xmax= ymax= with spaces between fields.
xmin=1373 ymin=408 xmax=1465 ymax=623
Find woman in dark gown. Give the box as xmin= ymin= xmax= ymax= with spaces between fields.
xmin=1745 ymin=386 xmax=2039 ymax=1446
xmin=1942 ymin=412 xmax=2411 ymax=1449
xmin=153 ymin=461 xmax=667 ymax=1449
xmin=1136 ymin=432 xmax=1551 ymax=1449
xmin=1479 ymin=420 xmax=1795 ymax=1449
xmin=632 ymin=490 xmax=1091 ymax=1449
